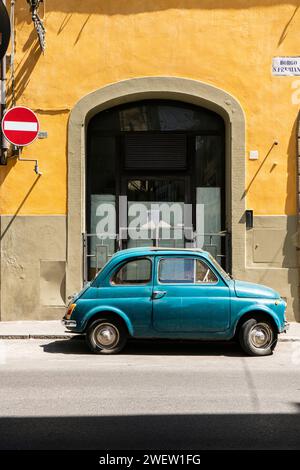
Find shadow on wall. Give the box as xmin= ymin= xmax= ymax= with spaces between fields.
xmin=242 ymin=142 xmax=278 ymax=199
xmin=7 ymin=38 xmax=42 ymax=106
xmin=0 ymin=409 xmax=300 ymax=449
xmin=14 ymin=1 xmax=299 ymax=53
xmin=0 ymin=155 xmax=17 ymax=185
xmin=0 ymin=175 xmax=41 ymax=241
xmin=278 ymin=5 xmax=299 ymax=46
xmin=14 ymin=0 xmax=300 ymax=20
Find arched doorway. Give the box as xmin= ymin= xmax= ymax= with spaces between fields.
xmin=86 ymin=100 xmax=227 ymax=279
xmin=67 ymin=77 xmax=245 ymax=297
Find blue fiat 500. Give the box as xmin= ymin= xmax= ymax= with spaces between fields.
xmin=62 ymin=247 xmax=289 ymax=356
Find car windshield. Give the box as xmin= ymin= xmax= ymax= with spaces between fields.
xmin=207 ymin=254 xmax=232 ymax=281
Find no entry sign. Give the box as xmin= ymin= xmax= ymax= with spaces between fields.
xmin=1 ymin=106 xmax=40 ymax=146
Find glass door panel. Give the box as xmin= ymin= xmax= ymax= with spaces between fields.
xmin=194 ymin=135 xmax=224 ymax=264
xmin=90 ymin=194 xmax=116 ymax=278
xmin=196 ymin=187 xmax=221 ymax=258
xmin=126 ymin=179 xmax=186 ymax=249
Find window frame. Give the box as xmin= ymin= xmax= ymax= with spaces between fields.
xmin=110 ymin=256 xmax=153 ymax=287
xmin=157 ymin=256 xmax=219 ymax=286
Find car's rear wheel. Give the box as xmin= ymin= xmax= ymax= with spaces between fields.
xmin=86 ymin=318 xmax=127 ymax=354
xmin=239 ymin=318 xmax=277 ymax=356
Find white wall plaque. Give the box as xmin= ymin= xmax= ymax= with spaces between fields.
xmin=272 ymin=57 xmax=300 ymax=76
xmin=249 ymin=150 xmax=259 ymax=160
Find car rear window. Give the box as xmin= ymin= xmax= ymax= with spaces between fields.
xmin=111 ymin=258 xmax=152 ymax=285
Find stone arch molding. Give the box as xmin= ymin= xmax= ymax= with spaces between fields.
xmin=67 ymin=77 xmax=246 ymax=296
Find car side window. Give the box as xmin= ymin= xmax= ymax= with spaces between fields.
xmin=158 ymin=257 xmax=218 ymax=284
xmin=111 ymin=258 xmax=152 ymax=285
xmin=159 ymin=258 xmax=194 ymax=283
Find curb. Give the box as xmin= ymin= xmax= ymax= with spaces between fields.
xmin=0 ymin=334 xmax=83 ymax=340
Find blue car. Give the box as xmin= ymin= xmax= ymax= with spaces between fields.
xmin=62 ymin=247 xmax=289 ymax=356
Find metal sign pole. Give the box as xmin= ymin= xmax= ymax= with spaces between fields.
xmin=0 ymin=0 xmax=11 ymax=164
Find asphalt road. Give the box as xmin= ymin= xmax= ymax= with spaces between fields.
xmin=0 ymin=338 xmax=299 ymax=450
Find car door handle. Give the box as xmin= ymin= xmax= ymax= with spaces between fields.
xmin=152 ymin=290 xmax=167 ymax=300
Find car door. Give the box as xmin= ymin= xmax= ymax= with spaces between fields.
xmin=152 ymin=255 xmax=230 ymax=333
xmin=101 ymin=256 xmax=154 ymax=334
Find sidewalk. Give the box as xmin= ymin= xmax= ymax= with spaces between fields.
xmin=277 ymin=322 xmax=300 ymax=342
xmin=0 ymin=321 xmax=76 ymax=339
xmin=0 ymin=320 xmax=299 ymax=341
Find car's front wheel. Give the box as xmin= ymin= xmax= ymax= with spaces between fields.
xmin=239 ymin=318 xmax=278 ymax=356
xmin=86 ymin=318 xmax=127 ymax=354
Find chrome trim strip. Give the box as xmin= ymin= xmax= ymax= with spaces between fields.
xmin=61 ymin=319 xmax=77 ymax=328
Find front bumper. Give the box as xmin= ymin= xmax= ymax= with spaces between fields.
xmin=282 ymin=321 xmax=290 ymax=333
xmin=61 ymin=319 xmax=77 ymax=329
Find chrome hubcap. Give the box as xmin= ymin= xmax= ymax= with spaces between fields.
xmin=250 ymin=323 xmax=273 ymax=349
xmin=94 ymin=323 xmax=119 ymax=349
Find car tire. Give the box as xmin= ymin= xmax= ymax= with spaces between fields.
xmin=86 ymin=318 xmax=127 ymax=354
xmin=238 ymin=318 xmax=278 ymax=356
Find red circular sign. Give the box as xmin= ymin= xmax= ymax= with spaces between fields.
xmin=1 ymin=106 xmax=39 ymax=146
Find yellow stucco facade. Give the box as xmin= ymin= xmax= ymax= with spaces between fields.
xmin=1 ymin=1 xmax=299 ymax=215
xmin=0 ymin=1 xmax=299 ymax=321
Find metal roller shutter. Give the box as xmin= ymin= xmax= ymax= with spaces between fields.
xmin=124 ymin=134 xmax=187 ymax=170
